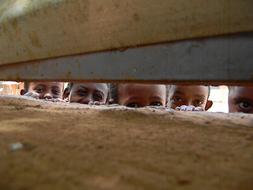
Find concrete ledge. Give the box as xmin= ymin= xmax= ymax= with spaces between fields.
xmin=0 ymin=96 xmax=253 ymax=189
xmin=0 ymin=0 xmax=252 ymax=65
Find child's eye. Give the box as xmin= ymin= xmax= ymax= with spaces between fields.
xmin=93 ymin=92 xmax=103 ymax=101
xmin=34 ymin=84 xmax=46 ymax=94
xmin=173 ymin=96 xmax=183 ymax=102
xmin=238 ymin=101 xmax=253 ymax=111
xmin=52 ymin=89 xmax=60 ymax=95
xmin=36 ymin=89 xmax=43 ymax=93
xmin=193 ymin=100 xmax=203 ymax=106
xmin=34 ymin=87 xmax=44 ymax=93
xmin=77 ymin=90 xmax=88 ymax=96
xmin=150 ymin=101 xmax=162 ymax=106
xmin=126 ymin=103 xmax=139 ymax=108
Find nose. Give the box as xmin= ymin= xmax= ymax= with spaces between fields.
xmin=185 ymin=100 xmax=192 ymax=106
xmin=79 ymin=95 xmax=93 ymax=104
xmin=43 ymin=93 xmax=52 ymax=99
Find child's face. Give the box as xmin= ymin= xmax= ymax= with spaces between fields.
xmin=169 ymin=85 xmax=212 ymax=110
xmin=117 ymin=84 xmax=166 ymax=108
xmin=28 ymin=82 xmax=64 ymax=99
xmin=69 ymin=83 xmax=108 ymax=104
xmin=228 ymin=86 xmax=253 ymax=113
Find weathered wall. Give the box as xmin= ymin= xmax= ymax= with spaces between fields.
xmin=0 ymin=96 xmax=253 ymax=190
xmin=0 ymin=0 xmax=252 ymax=65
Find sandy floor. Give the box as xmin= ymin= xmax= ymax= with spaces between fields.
xmin=0 ymin=96 xmax=253 ymax=190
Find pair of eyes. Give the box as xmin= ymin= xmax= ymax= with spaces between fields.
xmin=172 ymin=96 xmax=204 ymax=106
xmin=76 ymin=89 xmax=104 ymax=101
xmin=34 ymin=86 xmax=60 ymax=96
xmin=126 ymin=101 xmax=163 ymax=108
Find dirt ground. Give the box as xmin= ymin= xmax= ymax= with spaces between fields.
xmin=0 ymin=96 xmax=253 ymax=190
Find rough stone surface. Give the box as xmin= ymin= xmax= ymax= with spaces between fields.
xmin=0 ymin=96 xmax=253 ymax=190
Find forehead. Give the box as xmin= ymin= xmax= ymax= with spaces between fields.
xmin=29 ymin=82 xmax=63 ymax=88
xmin=73 ymin=83 xmax=108 ymax=92
xmin=119 ymin=84 xmax=166 ymax=96
xmin=173 ymin=85 xmax=209 ymax=96
xmin=229 ymin=86 xmax=253 ymax=98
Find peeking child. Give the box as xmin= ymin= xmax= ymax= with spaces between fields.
xmin=20 ymin=82 xmax=64 ymax=100
xmin=109 ymin=83 xmax=167 ymax=108
xmin=64 ymin=83 xmax=109 ymax=105
xmin=228 ymin=86 xmax=253 ymax=114
xmin=168 ymin=85 xmax=213 ymax=111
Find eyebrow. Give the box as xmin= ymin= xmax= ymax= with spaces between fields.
xmin=34 ymin=84 xmax=46 ymax=88
xmin=126 ymin=97 xmax=141 ymax=102
xmin=193 ymin=95 xmax=206 ymax=99
xmin=234 ymin=97 xmax=253 ymax=102
xmin=174 ymin=91 xmax=185 ymax=95
xmin=52 ymin=85 xmax=60 ymax=89
xmin=151 ymin=96 xmax=163 ymax=100
xmin=77 ymin=85 xmax=88 ymax=90
xmin=52 ymin=86 xmax=61 ymax=91
xmin=94 ymin=90 xmax=104 ymax=96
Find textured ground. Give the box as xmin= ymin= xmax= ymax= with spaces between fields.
xmin=0 ymin=96 xmax=253 ymax=190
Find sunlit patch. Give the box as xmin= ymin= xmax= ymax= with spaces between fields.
xmin=10 ymin=0 xmax=29 ymax=14
xmin=0 ymin=125 xmax=29 ymax=132
xmin=0 ymin=118 xmax=44 ymax=132
xmin=0 ymin=0 xmax=30 ymax=19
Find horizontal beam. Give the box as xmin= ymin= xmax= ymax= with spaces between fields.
xmin=0 ymin=0 xmax=253 ymax=65
xmin=0 ymin=33 xmax=252 ymax=84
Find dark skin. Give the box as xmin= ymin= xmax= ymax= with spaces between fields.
xmin=169 ymin=85 xmax=213 ymax=111
xmin=69 ymin=83 xmax=109 ymax=105
xmin=117 ymin=84 xmax=166 ymax=108
xmin=21 ymin=82 xmax=64 ymax=100
xmin=228 ymin=86 xmax=253 ymax=114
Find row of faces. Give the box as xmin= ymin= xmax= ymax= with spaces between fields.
xmin=21 ymin=82 xmax=253 ymax=114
